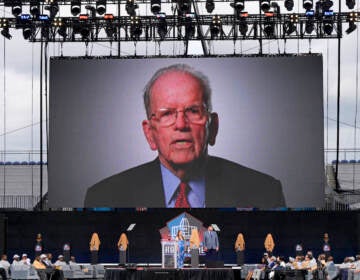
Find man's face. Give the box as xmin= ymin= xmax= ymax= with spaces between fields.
xmin=142 ymin=71 xmax=218 ymax=173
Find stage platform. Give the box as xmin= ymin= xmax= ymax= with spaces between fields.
xmin=105 ymin=267 xmax=239 ymax=280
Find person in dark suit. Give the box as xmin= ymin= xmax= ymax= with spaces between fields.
xmin=84 ymin=64 xmax=285 ymax=208
xmin=203 ymin=225 xmax=219 ymax=262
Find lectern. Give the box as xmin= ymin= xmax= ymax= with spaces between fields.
xmin=161 ymin=240 xmax=178 ymax=268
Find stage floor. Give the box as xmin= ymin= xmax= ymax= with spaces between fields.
xmin=105 ymin=267 xmax=240 ymax=280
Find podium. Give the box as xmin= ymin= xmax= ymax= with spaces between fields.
xmin=161 ymin=240 xmax=178 ymax=268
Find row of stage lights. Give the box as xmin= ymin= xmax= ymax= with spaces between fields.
xmin=0 ymin=0 xmax=358 ymax=41
xmin=5 ymin=0 xmax=358 ymax=19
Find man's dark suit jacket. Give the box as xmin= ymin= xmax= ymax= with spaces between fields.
xmin=84 ymin=156 xmax=286 ymax=208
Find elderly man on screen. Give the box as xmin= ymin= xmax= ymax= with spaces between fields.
xmin=84 ymin=64 xmax=285 ymax=208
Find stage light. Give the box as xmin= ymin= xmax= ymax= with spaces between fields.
xmin=105 ymin=24 xmax=117 ymax=40
xmin=261 ymin=0 xmax=271 ymax=12
xmin=178 ymin=0 xmax=191 ymax=13
xmin=184 ymin=13 xmax=195 ymax=39
xmin=232 ymin=0 xmax=244 ymax=12
xmin=41 ymin=26 xmax=50 ymax=40
xmin=346 ymin=21 xmax=357 ymax=34
xmin=285 ymin=0 xmax=294 ymax=11
xmin=130 ymin=16 xmax=142 ymax=39
xmin=23 ymin=25 xmax=34 ymax=40
xmin=206 ymin=0 xmax=215 ymax=13
xmin=239 ymin=12 xmax=248 ymax=36
xmin=323 ymin=17 xmax=333 ymax=35
xmin=0 ymin=19 xmax=11 ymax=40
xmin=45 ymin=0 xmax=59 ymax=18
xmin=79 ymin=14 xmax=89 ymax=20
xmin=126 ymin=0 xmax=139 ymax=16
xmin=151 ymin=0 xmax=161 ymax=14
xmin=58 ymin=26 xmax=67 ymax=39
xmin=263 ymin=13 xmax=274 ymax=37
xmin=1 ymin=27 xmax=11 ymax=40
xmin=346 ymin=0 xmax=356 ymax=9
xmin=322 ymin=0 xmax=333 ymax=11
xmin=303 ymin=0 xmax=313 ymax=11
xmin=346 ymin=12 xmax=358 ymax=34
xmin=284 ymin=14 xmax=297 ymax=35
xmin=71 ymin=0 xmax=81 ymax=16
xmin=305 ymin=18 xmax=314 ymax=34
xmin=210 ymin=15 xmax=221 ymax=38
xmin=12 ymin=0 xmax=22 ymax=17
xmin=104 ymin=14 xmax=114 ymax=20
xmin=156 ymin=13 xmax=167 ymax=40
xmin=30 ymin=0 xmax=40 ymax=17
xmin=96 ymin=0 xmax=106 ymax=15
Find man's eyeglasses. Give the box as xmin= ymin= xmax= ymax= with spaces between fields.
xmin=150 ymin=104 xmax=209 ymax=127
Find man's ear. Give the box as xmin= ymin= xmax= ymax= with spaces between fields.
xmin=142 ymin=120 xmax=158 ymax=151
xmin=208 ymin=112 xmax=219 ymax=146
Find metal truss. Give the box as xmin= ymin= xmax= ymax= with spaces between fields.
xmin=0 ymin=12 xmax=355 ymax=43
xmin=0 ymin=1 xmax=357 ymax=43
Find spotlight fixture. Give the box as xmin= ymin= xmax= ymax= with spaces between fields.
xmin=41 ymin=26 xmax=50 ymax=40
xmin=130 ymin=16 xmax=142 ymax=39
xmin=263 ymin=12 xmax=275 ymax=37
xmin=238 ymin=12 xmax=248 ymax=36
xmin=45 ymin=0 xmax=59 ymax=18
xmin=184 ymin=13 xmax=195 ymax=39
xmin=23 ymin=25 xmax=34 ymax=40
xmin=96 ymin=0 xmax=106 ymax=15
xmin=151 ymin=0 xmax=161 ymax=15
xmin=323 ymin=16 xmax=333 ymax=35
xmin=346 ymin=0 xmax=356 ymax=9
xmin=12 ymin=0 xmax=22 ymax=17
xmin=105 ymin=24 xmax=117 ymax=40
xmin=30 ymin=0 xmax=40 ymax=17
xmin=206 ymin=0 xmax=215 ymax=13
xmin=156 ymin=13 xmax=167 ymax=40
xmin=260 ymin=0 xmax=271 ymax=12
xmin=303 ymin=0 xmax=313 ymax=11
xmin=58 ymin=24 xmax=67 ymax=38
xmin=210 ymin=15 xmax=221 ymax=38
xmin=54 ymin=18 xmax=67 ymax=38
xmin=0 ymin=20 xmax=11 ymax=40
xmin=284 ymin=14 xmax=298 ymax=35
xmin=305 ymin=11 xmax=315 ymax=34
xmin=71 ymin=0 xmax=81 ymax=16
xmin=322 ymin=0 xmax=333 ymax=12
xmin=178 ymin=0 xmax=191 ymax=13
xmin=232 ymin=0 xmax=245 ymax=13
xmin=126 ymin=0 xmax=139 ymax=16
xmin=284 ymin=0 xmax=294 ymax=11
xmin=346 ymin=12 xmax=358 ymax=34
xmin=1 ymin=27 xmax=11 ymax=40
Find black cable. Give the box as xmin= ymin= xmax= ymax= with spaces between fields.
xmin=39 ymin=40 xmax=44 ymax=211
xmin=335 ymin=0 xmax=342 ymax=192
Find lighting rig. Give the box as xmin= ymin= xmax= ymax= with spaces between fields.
xmin=0 ymin=0 xmax=357 ymax=43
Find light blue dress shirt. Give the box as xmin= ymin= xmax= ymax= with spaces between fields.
xmin=160 ymin=164 xmax=205 ymax=208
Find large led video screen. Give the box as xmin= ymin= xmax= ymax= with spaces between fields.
xmin=49 ymin=56 xmax=324 ymax=208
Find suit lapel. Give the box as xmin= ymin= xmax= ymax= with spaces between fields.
xmin=139 ymin=158 xmax=166 ymax=207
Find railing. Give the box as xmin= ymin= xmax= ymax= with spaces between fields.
xmin=0 ymin=195 xmax=41 ymax=210
xmin=1 ymin=149 xmax=360 ymax=210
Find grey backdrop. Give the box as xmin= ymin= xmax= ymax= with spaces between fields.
xmin=49 ymin=56 xmax=324 ymax=208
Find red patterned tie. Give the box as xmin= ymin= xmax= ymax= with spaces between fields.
xmin=175 ymin=182 xmax=190 ymax=208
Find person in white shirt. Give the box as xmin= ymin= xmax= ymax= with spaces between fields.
xmin=0 ymin=254 xmax=11 ymax=272
xmin=20 ymin=254 xmax=31 ymax=266
xmin=69 ymin=256 xmax=77 ymax=265
xmin=54 ymin=255 xmax=66 ymax=267
xmin=11 ymin=254 xmax=21 ymax=266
